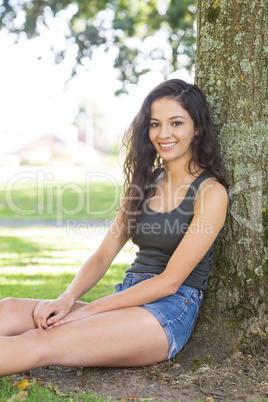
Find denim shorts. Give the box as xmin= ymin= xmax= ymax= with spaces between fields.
xmin=113 ymin=272 xmax=203 ymax=360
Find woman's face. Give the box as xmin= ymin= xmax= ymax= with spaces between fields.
xmin=149 ymin=97 xmax=197 ymax=165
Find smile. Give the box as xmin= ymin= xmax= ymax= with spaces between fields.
xmin=159 ymin=142 xmax=177 ymax=149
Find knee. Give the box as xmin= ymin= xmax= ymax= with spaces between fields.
xmin=0 ymin=297 xmax=18 ymax=315
xmin=23 ymin=327 xmax=44 ymax=341
xmin=21 ymin=328 xmax=49 ymax=365
xmin=21 ymin=328 xmax=45 ymax=353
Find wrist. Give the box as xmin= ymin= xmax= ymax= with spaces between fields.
xmin=87 ymin=294 xmax=118 ymax=316
xmin=58 ymin=292 xmax=75 ymax=307
xmin=86 ymin=299 xmax=103 ymax=316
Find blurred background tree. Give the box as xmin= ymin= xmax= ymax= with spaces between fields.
xmin=0 ymin=0 xmax=197 ymax=94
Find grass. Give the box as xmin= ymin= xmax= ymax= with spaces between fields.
xmin=0 ymin=181 xmax=121 ymax=221
xmin=0 ymin=263 xmax=127 ymax=301
xmin=0 ymin=376 xmax=108 ymax=401
xmin=0 ymin=222 xmax=132 ymax=401
xmin=0 ymin=228 xmax=129 ymax=301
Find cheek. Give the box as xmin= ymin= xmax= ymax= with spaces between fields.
xmin=148 ymin=129 xmax=156 ymax=142
xmin=184 ymin=126 xmax=196 ymax=140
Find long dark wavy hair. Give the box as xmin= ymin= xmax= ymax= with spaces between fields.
xmin=120 ymin=79 xmax=228 ymax=238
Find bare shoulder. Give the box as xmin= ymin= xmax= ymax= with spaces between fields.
xmin=195 ymin=178 xmax=228 ymax=216
xmin=199 ymin=178 xmax=228 ymax=199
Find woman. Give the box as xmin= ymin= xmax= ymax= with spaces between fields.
xmin=0 ymin=79 xmax=228 ymax=375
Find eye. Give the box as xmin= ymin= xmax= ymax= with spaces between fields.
xmin=172 ymin=121 xmax=182 ymax=126
xmin=150 ymin=122 xmax=159 ymax=128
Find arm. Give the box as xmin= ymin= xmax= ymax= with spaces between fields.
xmin=58 ymin=214 xmax=128 ymax=305
xmin=34 ymin=211 xmax=128 ymax=328
xmin=56 ymin=180 xmax=228 ymax=325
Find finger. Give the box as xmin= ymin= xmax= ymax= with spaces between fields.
xmin=32 ymin=302 xmax=49 ymax=328
xmin=46 ymin=323 xmax=58 ymax=330
xmin=32 ymin=304 xmax=43 ymax=328
xmin=45 ymin=313 xmax=55 ymax=327
xmin=51 ymin=320 xmax=63 ymax=327
xmin=46 ymin=310 xmax=65 ymax=326
xmin=38 ymin=305 xmax=57 ymax=329
xmin=34 ymin=308 xmax=49 ymax=329
xmin=53 ymin=314 xmax=73 ymax=327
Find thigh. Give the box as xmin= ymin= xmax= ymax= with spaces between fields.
xmin=35 ymin=307 xmax=169 ymax=368
xmin=0 ymin=297 xmax=87 ymax=336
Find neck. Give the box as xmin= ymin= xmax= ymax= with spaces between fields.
xmin=163 ymin=159 xmax=200 ymax=184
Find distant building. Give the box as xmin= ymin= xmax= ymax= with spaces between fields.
xmin=15 ymin=134 xmax=69 ymax=164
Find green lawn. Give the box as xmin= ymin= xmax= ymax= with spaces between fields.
xmin=0 ymin=227 xmax=130 ymax=300
xmin=0 ymin=181 xmax=121 ymax=221
xmin=0 ymin=376 xmax=108 ymax=401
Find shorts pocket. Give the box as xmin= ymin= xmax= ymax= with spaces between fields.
xmin=171 ymin=293 xmax=191 ymax=303
xmin=113 ymin=282 xmax=122 ymax=293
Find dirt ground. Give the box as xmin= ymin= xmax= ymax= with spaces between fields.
xmin=30 ymin=311 xmax=268 ymax=401
xmin=31 ymin=350 xmax=267 ymax=401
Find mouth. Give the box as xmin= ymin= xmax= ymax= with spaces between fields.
xmin=158 ymin=142 xmax=177 ymax=150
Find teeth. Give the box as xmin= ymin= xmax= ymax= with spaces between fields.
xmin=160 ymin=142 xmax=176 ymax=148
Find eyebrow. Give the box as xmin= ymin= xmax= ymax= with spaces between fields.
xmin=150 ymin=115 xmax=186 ymax=120
xmin=170 ymin=115 xmax=185 ymax=119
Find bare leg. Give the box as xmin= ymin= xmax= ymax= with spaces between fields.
xmin=0 ymin=297 xmax=87 ymax=336
xmin=0 ymin=307 xmax=169 ymax=376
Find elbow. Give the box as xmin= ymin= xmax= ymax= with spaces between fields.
xmin=168 ymin=284 xmax=181 ymax=296
xmin=162 ymin=278 xmax=182 ymax=297
xmin=159 ymin=272 xmax=184 ymax=297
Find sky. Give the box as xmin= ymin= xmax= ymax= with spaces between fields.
xmin=0 ymin=26 xmax=193 ymax=155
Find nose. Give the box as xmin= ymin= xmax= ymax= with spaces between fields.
xmin=159 ymin=123 xmax=171 ymax=139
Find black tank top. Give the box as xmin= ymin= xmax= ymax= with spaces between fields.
xmin=126 ymin=171 xmax=216 ymax=290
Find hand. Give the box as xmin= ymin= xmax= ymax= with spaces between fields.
xmin=49 ymin=305 xmax=92 ymax=328
xmin=33 ymin=297 xmax=73 ymax=329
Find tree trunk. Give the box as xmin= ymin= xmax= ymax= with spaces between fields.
xmin=182 ymin=0 xmax=267 ymax=361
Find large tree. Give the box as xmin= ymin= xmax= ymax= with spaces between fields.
xmin=188 ymin=0 xmax=267 ymax=359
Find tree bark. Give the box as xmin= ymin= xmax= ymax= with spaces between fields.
xmin=185 ymin=0 xmax=267 ymax=359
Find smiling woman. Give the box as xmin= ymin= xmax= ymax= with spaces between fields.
xmin=0 ymin=79 xmax=228 ymax=376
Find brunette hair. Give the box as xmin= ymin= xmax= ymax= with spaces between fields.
xmin=120 ymin=78 xmax=228 ymax=238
